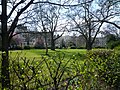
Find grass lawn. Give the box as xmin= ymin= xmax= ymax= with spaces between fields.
xmin=9 ymin=49 xmax=87 ymax=59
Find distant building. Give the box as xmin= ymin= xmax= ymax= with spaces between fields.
xmin=56 ymin=35 xmax=86 ymax=48
xmin=57 ymin=35 xmax=107 ymax=48
xmin=0 ymin=25 xmax=108 ymax=49
xmin=93 ymin=37 xmax=107 ymax=48
xmin=10 ymin=25 xmax=52 ymax=48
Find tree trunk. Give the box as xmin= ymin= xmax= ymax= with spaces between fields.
xmin=1 ymin=37 xmax=10 ymax=89
xmin=51 ymin=40 xmax=55 ymax=50
xmin=86 ymin=40 xmax=92 ymax=50
xmin=44 ymin=35 xmax=48 ymax=55
xmin=51 ymin=32 xmax=55 ymax=50
xmin=1 ymin=0 xmax=10 ymax=89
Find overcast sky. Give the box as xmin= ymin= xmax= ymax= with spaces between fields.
xmin=0 ymin=0 xmax=120 ymax=36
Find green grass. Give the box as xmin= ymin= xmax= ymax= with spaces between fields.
xmin=9 ymin=49 xmax=86 ymax=59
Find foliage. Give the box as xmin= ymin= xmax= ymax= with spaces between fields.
xmin=106 ymin=34 xmax=120 ymax=49
xmin=24 ymin=46 xmax=31 ymax=50
xmin=10 ymin=46 xmax=23 ymax=50
xmin=34 ymin=46 xmax=45 ymax=49
xmin=5 ymin=51 xmax=84 ymax=89
xmin=77 ymin=47 xmax=85 ymax=49
xmin=107 ymin=41 xmax=120 ymax=49
xmin=86 ymin=49 xmax=120 ymax=89
xmin=93 ymin=46 xmax=105 ymax=49
xmin=1 ymin=49 xmax=120 ymax=89
xmin=70 ymin=46 xmax=76 ymax=49
xmin=114 ymin=45 xmax=120 ymax=50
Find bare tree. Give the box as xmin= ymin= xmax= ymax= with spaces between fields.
xmin=0 ymin=0 xmax=35 ymax=89
xmin=67 ymin=0 xmax=120 ymax=50
xmin=103 ymin=23 xmax=120 ymax=37
xmin=67 ymin=0 xmax=103 ymax=50
xmin=33 ymin=3 xmax=68 ymax=51
xmin=92 ymin=0 xmax=120 ymax=29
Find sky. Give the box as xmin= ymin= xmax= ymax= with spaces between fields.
xmin=0 ymin=0 xmax=120 ymax=37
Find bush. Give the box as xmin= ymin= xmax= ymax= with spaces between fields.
xmin=77 ymin=47 xmax=85 ymax=49
xmin=93 ymin=46 xmax=105 ymax=49
xmin=107 ymin=41 xmax=120 ymax=49
xmin=8 ymin=52 xmax=98 ymax=90
xmin=55 ymin=46 xmax=59 ymax=49
xmin=86 ymin=49 xmax=120 ymax=89
xmin=24 ymin=46 xmax=31 ymax=50
xmin=34 ymin=46 xmax=45 ymax=49
xmin=3 ymin=49 xmax=120 ymax=89
xmin=8 ymin=52 xmax=83 ymax=90
xmin=70 ymin=46 xmax=76 ymax=49
xmin=114 ymin=45 xmax=120 ymax=50
xmin=10 ymin=46 xmax=23 ymax=50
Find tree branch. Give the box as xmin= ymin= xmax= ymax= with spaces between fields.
xmin=33 ymin=0 xmax=94 ymax=7
xmin=8 ymin=0 xmax=26 ymax=19
xmin=102 ymin=20 xmax=120 ymax=29
xmin=8 ymin=0 xmax=34 ymax=41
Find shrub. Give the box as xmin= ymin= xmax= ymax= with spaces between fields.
xmin=9 ymin=57 xmax=43 ymax=89
xmin=34 ymin=46 xmax=45 ymax=49
xmin=77 ymin=47 xmax=85 ymax=49
xmin=114 ymin=45 xmax=120 ymax=50
xmin=70 ymin=46 xmax=76 ymax=49
xmin=3 ymin=49 xmax=120 ymax=89
xmin=24 ymin=46 xmax=31 ymax=50
xmin=8 ymin=52 xmax=83 ymax=89
xmin=107 ymin=41 xmax=120 ymax=49
xmin=93 ymin=46 xmax=105 ymax=49
xmin=86 ymin=49 xmax=120 ymax=89
xmin=10 ymin=46 xmax=23 ymax=50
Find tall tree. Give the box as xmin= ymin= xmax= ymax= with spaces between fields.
xmin=93 ymin=0 xmax=120 ymax=29
xmin=33 ymin=3 xmax=68 ymax=51
xmin=67 ymin=0 xmax=103 ymax=50
xmin=1 ymin=0 xmax=10 ymax=88
xmin=0 ymin=0 xmax=35 ymax=89
xmin=67 ymin=0 xmax=120 ymax=50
